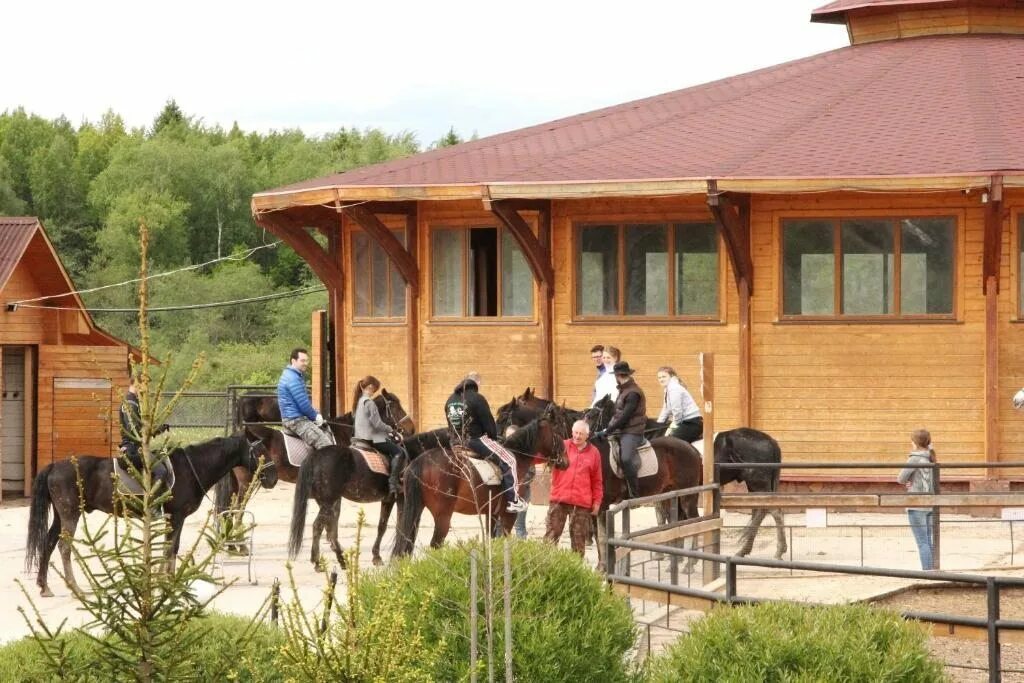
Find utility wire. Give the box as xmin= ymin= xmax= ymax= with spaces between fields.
xmin=6 ymin=240 xmax=283 ymax=307
xmin=12 ymin=285 xmax=325 ymax=313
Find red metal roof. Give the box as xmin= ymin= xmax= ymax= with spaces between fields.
xmin=811 ymin=0 xmax=960 ymax=23
xmin=0 ymin=217 xmax=40 ymax=290
xmin=256 ymin=33 xmax=1024 ymax=204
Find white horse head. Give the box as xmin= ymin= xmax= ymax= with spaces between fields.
xmin=1015 ymin=388 xmax=1024 ymax=410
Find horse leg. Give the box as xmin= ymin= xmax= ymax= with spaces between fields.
xmin=58 ymin=512 xmax=82 ymax=597
xmin=771 ymin=508 xmax=787 ymax=559
xmin=37 ymin=515 xmax=62 ymax=597
xmin=736 ymin=508 xmax=769 ymax=557
xmin=310 ymin=504 xmax=327 ymax=570
xmin=326 ymin=499 xmax=347 ymax=570
xmin=166 ymin=514 xmax=185 ymax=574
xmin=429 ymin=511 xmax=452 ymax=549
xmin=372 ymin=498 xmax=395 ymax=566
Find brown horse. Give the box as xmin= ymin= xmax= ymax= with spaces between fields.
xmin=391 ymin=412 xmax=566 ymax=558
xmin=218 ymin=390 xmax=415 ymax=566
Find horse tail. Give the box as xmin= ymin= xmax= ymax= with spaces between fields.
xmin=25 ymin=465 xmax=54 ymax=573
xmin=393 ymin=459 xmax=425 ymax=558
xmin=287 ymin=454 xmax=317 ymax=560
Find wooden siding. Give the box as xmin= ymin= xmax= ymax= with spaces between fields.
xmin=752 ymin=192 xmax=985 ymax=472
xmin=0 ymin=261 xmax=60 ymax=345
xmin=848 ymin=7 xmax=1024 ymax=44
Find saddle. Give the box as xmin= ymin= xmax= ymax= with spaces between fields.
xmin=350 ymin=440 xmax=391 ymax=476
xmin=282 ymin=432 xmax=314 ymax=467
xmin=608 ymin=438 xmax=659 ymax=479
xmin=112 ymin=456 xmax=176 ymax=495
xmin=452 ymin=445 xmax=503 ymax=486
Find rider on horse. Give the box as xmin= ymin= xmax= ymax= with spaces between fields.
xmin=445 ymin=377 xmax=527 ymax=513
xmin=352 ymin=375 xmax=406 ymax=496
xmin=119 ymin=375 xmax=170 ymax=488
xmin=277 ymin=348 xmax=333 ymax=450
xmin=594 ymin=361 xmax=647 ymax=499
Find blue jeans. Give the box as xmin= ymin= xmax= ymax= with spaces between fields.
xmin=908 ymin=509 xmax=934 ymax=570
xmin=514 ymin=483 xmax=532 ymax=538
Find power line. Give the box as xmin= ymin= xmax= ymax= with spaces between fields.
xmin=10 ymin=285 xmax=326 ymax=313
xmin=6 ymin=240 xmax=283 ymax=307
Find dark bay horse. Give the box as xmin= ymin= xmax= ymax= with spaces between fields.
xmin=391 ymin=414 xmax=565 ymax=558
xmin=286 ymin=427 xmax=453 ymax=568
xmin=714 ymin=428 xmax=787 ymax=559
xmin=220 ymin=390 xmax=415 ymax=566
xmin=25 ymin=432 xmax=275 ymax=597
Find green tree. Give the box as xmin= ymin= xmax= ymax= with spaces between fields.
xmin=152 ymin=98 xmax=186 ymax=136
xmin=0 ymin=156 xmax=26 ymax=214
xmin=430 ymin=126 xmax=463 ymax=149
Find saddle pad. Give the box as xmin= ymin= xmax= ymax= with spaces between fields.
xmin=452 ymin=446 xmax=502 ymax=486
xmin=351 ymin=444 xmax=390 ymax=476
xmin=609 ymin=439 xmax=659 ymax=479
xmin=283 ymin=433 xmax=314 ymax=467
xmin=112 ymin=457 xmax=176 ymax=495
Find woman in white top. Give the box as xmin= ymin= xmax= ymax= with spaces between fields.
xmin=656 ymin=366 xmax=703 ymax=443
xmin=591 ymin=345 xmax=621 ymax=407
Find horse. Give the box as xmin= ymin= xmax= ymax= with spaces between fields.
xmin=218 ymin=390 xmax=415 ymax=566
xmin=714 ymin=428 xmax=787 ymax=559
xmin=391 ymin=412 xmax=566 ymax=558
xmin=24 ymin=431 xmax=276 ymax=597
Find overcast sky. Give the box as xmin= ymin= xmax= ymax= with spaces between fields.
xmin=4 ymin=1 xmax=849 ymax=145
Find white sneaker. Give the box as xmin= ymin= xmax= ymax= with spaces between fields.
xmin=507 ymin=499 xmax=528 ymax=513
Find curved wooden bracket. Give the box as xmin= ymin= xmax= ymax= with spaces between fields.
xmin=706 ymin=180 xmax=753 ymax=295
xmin=254 ymin=212 xmax=344 ymax=293
xmin=344 ymin=204 xmax=420 ymax=297
xmin=983 ymin=175 xmax=1005 ymax=295
xmin=490 ymin=200 xmax=554 ymax=293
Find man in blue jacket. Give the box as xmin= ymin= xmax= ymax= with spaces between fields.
xmin=277 ymin=348 xmax=334 ymax=450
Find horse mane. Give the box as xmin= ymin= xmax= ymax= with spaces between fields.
xmin=503 ymin=418 xmax=541 ymax=455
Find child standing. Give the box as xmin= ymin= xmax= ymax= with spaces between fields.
xmin=897 ymin=429 xmax=936 ymax=570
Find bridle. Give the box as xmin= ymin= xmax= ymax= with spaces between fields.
xmin=380 ymin=390 xmax=414 ymax=429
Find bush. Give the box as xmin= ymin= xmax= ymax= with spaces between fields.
xmin=0 ymin=612 xmax=284 ymax=682
xmin=357 ymin=539 xmax=639 ymax=682
xmin=646 ymin=601 xmax=945 ymax=683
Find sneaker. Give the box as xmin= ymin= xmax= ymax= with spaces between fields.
xmin=506 ymin=499 xmax=528 ymax=513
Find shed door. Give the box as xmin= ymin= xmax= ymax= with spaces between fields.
xmin=2 ymin=348 xmax=25 ymax=492
xmin=52 ymin=378 xmax=113 ymax=462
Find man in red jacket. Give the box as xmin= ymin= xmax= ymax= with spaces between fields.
xmin=544 ymin=419 xmax=604 ymax=556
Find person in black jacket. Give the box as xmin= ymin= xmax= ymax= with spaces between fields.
xmin=119 ymin=376 xmax=170 ymax=489
xmin=594 ymin=361 xmax=647 ymax=499
xmin=445 ymin=378 xmax=527 ymax=513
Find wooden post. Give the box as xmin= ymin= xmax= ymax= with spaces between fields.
xmin=738 ymin=276 xmax=752 ymax=427
xmin=406 ymin=208 xmax=420 ymax=421
xmin=328 ymin=225 xmax=343 ymax=417
xmin=700 ymin=353 xmax=720 ymax=585
xmin=982 ymin=176 xmax=1003 ymax=478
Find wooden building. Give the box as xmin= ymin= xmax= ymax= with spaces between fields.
xmin=252 ymin=0 xmax=1024 ymax=484
xmin=0 ymin=217 xmax=132 ymax=497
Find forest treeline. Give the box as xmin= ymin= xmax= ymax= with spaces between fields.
xmin=0 ymin=101 xmax=465 ymax=388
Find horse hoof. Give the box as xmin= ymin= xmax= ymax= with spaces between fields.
xmin=314 ymin=564 xmax=325 ymax=573
xmin=39 ymin=587 xmax=53 ymax=598
xmin=372 ymin=557 xmax=383 ymax=567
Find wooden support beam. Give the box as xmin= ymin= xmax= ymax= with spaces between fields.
xmin=254 ymin=212 xmax=344 ymax=293
xmin=490 ymin=199 xmax=555 ymax=398
xmin=405 ymin=207 xmax=420 ymax=421
xmin=983 ymin=176 xmax=1004 ymax=475
xmin=344 ymin=205 xmax=420 ymax=297
xmin=706 ymin=180 xmax=753 ymax=295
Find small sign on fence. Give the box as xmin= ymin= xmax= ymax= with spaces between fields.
xmin=1001 ymin=508 xmax=1024 ymax=521
xmin=805 ymin=508 xmax=828 ymax=528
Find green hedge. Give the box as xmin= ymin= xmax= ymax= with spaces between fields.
xmin=646 ymin=601 xmax=945 ymax=683
xmin=0 ymin=612 xmax=284 ymax=682
xmin=358 ymin=539 xmax=640 ymax=682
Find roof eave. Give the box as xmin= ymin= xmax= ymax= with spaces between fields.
xmin=251 ymin=174 xmax=1009 ymax=214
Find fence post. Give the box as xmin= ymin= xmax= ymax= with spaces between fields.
xmin=605 ymin=509 xmax=616 ymax=580
xmin=725 ymin=558 xmax=736 ymax=603
xmin=933 ymin=463 xmax=941 ymax=571
xmin=470 ymin=549 xmax=478 ymax=683
xmin=700 ymin=353 xmax=720 ymax=585
xmin=987 ymin=577 xmax=1000 ymax=683
xmin=621 ymin=506 xmax=632 ymax=578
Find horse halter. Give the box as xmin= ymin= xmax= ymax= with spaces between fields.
xmin=245 ymin=435 xmax=273 ymax=473
xmin=380 ymin=391 xmax=414 ymax=428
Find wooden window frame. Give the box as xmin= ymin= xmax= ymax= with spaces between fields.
xmin=775 ymin=211 xmax=961 ymax=323
xmin=349 ymin=227 xmax=407 ymax=324
xmin=571 ymin=220 xmax=724 ymax=322
xmin=427 ymin=223 xmax=536 ymax=322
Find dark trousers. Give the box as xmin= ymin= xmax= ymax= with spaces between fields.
xmin=372 ymin=440 xmax=405 ymax=491
xmin=667 ymin=417 xmax=703 ymax=444
xmin=120 ymin=444 xmax=169 ymax=485
xmin=466 ymin=437 xmax=516 ymax=504
xmin=618 ymin=433 xmax=642 ymax=498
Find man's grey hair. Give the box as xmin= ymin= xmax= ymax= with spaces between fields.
xmin=572 ymin=419 xmax=590 ymax=434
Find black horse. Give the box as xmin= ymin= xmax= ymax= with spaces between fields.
xmin=25 ymin=431 xmax=276 ymax=597
xmin=714 ymin=428 xmax=787 ymax=559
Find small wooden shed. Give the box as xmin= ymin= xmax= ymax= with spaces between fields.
xmin=0 ymin=217 xmax=132 ymax=497
xmin=252 ymin=0 xmax=1024 ymax=486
